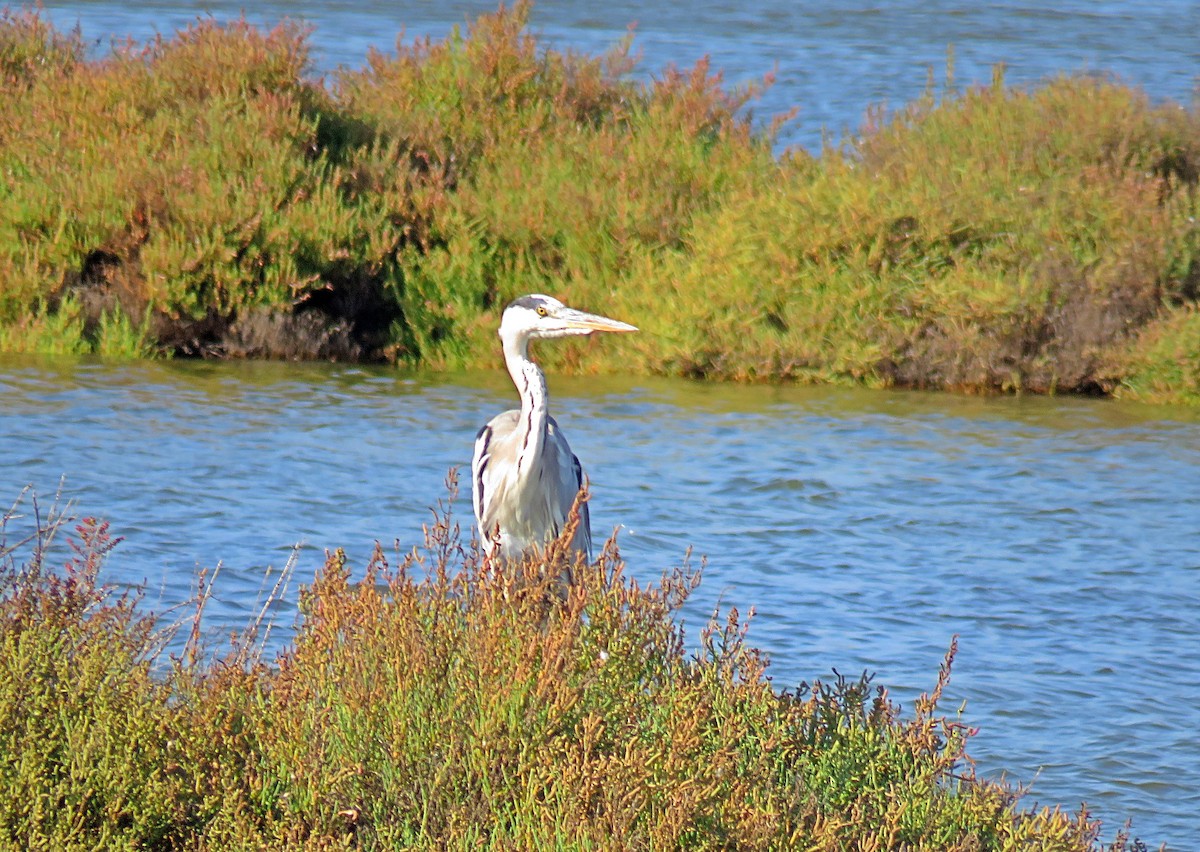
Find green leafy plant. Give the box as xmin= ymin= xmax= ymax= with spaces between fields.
xmin=0 ymin=484 xmax=1155 ymax=849
xmin=0 ymin=5 xmax=1196 ymax=402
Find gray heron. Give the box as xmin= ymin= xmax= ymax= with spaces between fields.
xmin=472 ymin=294 xmax=637 ymax=563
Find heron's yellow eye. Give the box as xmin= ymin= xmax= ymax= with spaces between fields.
xmin=536 ymin=306 xmax=548 ymax=317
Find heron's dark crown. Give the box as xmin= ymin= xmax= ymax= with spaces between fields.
xmin=507 ymin=294 xmax=556 ymax=312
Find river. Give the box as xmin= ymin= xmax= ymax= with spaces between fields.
xmin=3 ymin=356 xmax=1198 ymax=846
xmin=36 ymin=0 xmax=1200 ymax=152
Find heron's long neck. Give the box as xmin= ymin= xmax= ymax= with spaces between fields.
xmin=503 ymin=334 xmax=549 ymax=479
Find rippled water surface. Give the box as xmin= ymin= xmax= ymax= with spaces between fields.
xmin=3 ymin=356 xmax=1199 ymax=846
xmin=40 ymin=0 xmax=1200 ymax=151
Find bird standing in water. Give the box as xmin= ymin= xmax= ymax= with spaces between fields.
xmin=472 ymin=294 xmax=637 ymax=563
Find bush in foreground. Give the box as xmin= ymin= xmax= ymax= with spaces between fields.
xmin=0 ymin=487 xmax=1151 ymax=849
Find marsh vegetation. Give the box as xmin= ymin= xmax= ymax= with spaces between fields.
xmin=0 ymin=486 xmax=1152 ymax=849
xmin=0 ymin=4 xmax=1197 ymax=402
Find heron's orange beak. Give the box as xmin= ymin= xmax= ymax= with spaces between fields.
xmin=560 ymin=308 xmax=638 ymax=334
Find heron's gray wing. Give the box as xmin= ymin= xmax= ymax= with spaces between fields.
xmin=472 ymin=409 xmax=519 ymax=545
xmin=571 ymin=452 xmax=592 ymax=559
xmin=546 ymin=415 xmax=591 ymax=559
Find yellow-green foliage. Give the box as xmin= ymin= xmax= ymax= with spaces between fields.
xmin=1118 ymin=306 xmax=1200 ymax=404
xmin=0 ymin=513 xmax=177 ymax=847
xmin=329 ymin=4 xmax=772 ymax=370
xmin=0 ymin=5 xmax=1197 ymax=400
xmin=0 ymin=9 xmax=400 ymax=360
xmin=0 ymin=488 xmax=1144 ymax=849
xmin=631 ymin=73 xmax=1200 ymax=394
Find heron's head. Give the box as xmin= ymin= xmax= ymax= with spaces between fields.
xmin=499 ymin=294 xmax=638 ymax=343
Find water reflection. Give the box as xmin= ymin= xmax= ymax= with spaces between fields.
xmin=3 ymin=354 xmax=1199 ymax=845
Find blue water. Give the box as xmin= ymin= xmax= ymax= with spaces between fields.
xmin=3 ymin=356 xmax=1199 ymax=846
xmin=38 ymin=1 xmax=1200 ymax=152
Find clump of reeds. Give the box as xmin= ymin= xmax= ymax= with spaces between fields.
xmin=0 ymin=483 xmax=1154 ymax=849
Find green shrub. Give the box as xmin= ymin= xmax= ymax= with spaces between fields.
xmin=329 ymin=1 xmax=772 ymax=370
xmin=0 ymin=14 xmax=404 ymax=360
xmin=1118 ymin=306 xmax=1200 ymax=404
xmin=0 ymin=6 xmax=1197 ymax=401
xmin=0 ymin=505 xmax=178 ymax=847
xmin=0 ymin=486 xmax=1149 ymax=849
xmin=629 ymin=72 xmax=1200 ymax=394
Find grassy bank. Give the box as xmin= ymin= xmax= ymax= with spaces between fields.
xmin=1 ymin=4 xmax=1197 ymax=403
xmin=0 ymin=487 xmax=1152 ymax=850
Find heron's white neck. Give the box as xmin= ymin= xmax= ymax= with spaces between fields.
xmin=502 ymin=333 xmax=549 ymax=479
